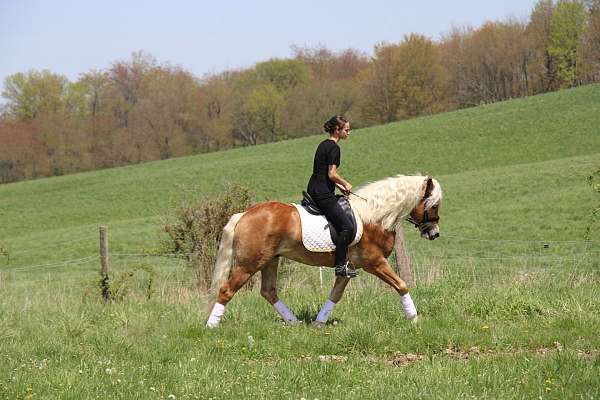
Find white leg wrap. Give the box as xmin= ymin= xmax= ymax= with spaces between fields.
xmin=315 ymin=299 xmax=336 ymax=324
xmin=206 ymin=302 xmax=225 ymax=328
xmin=273 ymin=300 xmax=299 ymax=324
xmin=401 ymin=293 xmax=417 ymax=320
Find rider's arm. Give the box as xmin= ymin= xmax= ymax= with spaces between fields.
xmin=328 ymin=165 xmax=352 ymax=194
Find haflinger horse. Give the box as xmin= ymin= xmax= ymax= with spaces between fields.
xmin=205 ymin=174 xmax=442 ymax=328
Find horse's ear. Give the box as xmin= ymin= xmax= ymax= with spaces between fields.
xmin=420 ymin=176 xmax=433 ymax=199
xmin=422 ymin=176 xmax=434 ymax=199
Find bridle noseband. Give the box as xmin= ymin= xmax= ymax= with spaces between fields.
xmin=406 ymin=208 xmax=439 ymax=231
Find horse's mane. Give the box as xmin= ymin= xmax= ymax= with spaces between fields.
xmin=349 ymin=175 xmax=442 ymax=232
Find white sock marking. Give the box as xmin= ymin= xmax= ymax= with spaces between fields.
xmin=273 ymin=300 xmax=299 ymax=324
xmin=401 ymin=293 xmax=417 ymax=320
xmin=315 ymin=299 xmax=336 ymax=324
xmin=206 ymin=302 xmax=225 ymax=328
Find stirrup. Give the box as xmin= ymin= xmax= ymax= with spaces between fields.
xmin=335 ymin=261 xmax=358 ymax=278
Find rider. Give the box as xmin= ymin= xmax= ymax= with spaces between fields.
xmin=306 ymin=115 xmax=358 ymax=278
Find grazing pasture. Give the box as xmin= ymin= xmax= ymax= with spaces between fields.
xmin=1 ymin=85 xmax=599 ymax=399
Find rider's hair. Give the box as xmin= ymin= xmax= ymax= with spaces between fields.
xmin=323 ymin=115 xmax=348 ymax=135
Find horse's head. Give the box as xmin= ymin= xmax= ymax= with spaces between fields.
xmin=408 ymin=176 xmax=441 ymax=240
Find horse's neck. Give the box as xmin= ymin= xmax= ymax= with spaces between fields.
xmin=351 ymin=175 xmax=423 ymax=232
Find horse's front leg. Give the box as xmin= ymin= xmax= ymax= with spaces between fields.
xmin=313 ymin=275 xmax=351 ymax=327
xmin=260 ymin=258 xmax=299 ymax=325
xmin=365 ymin=260 xmax=418 ymax=321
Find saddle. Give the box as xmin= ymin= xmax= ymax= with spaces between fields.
xmin=300 ymin=191 xmax=358 ymax=244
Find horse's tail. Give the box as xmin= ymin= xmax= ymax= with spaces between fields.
xmin=206 ymin=212 xmax=244 ymax=315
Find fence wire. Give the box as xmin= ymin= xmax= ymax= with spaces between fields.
xmin=6 ymin=255 xmax=98 ymax=272
xmin=1 ymin=234 xmax=597 ymax=279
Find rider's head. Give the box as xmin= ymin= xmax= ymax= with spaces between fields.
xmin=323 ymin=115 xmax=350 ymax=140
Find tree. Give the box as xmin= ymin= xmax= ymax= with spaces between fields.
xmin=359 ymin=36 xmax=449 ymax=122
xmin=293 ymin=46 xmax=369 ymax=81
xmin=393 ymin=34 xmax=450 ymax=118
xmin=548 ymin=0 xmax=587 ymax=87
xmin=358 ymin=43 xmax=403 ymax=124
xmin=133 ymin=66 xmax=198 ymax=160
xmin=108 ymin=51 xmax=156 ymax=128
xmin=196 ymin=72 xmax=235 ymax=151
xmin=289 ymin=46 xmax=368 ymax=132
xmin=441 ymin=20 xmax=534 ymax=106
xmin=581 ymin=0 xmax=600 ymax=82
xmin=285 ymin=79 xmax=361 ymax=137
xmin=230 ymin=59 xmax=311 ymax=146
xmin=233 ymin=83 xmax=284 ymax=145
xmin=77 ymin=70 xmax=112 ymax=120
xmin=529 ymin=0 xmax=559 ymax=92
xmin=2 ymin=70 xmax=69 ymax=120
xmin=73 ymin=71 xmax=121 ymax=169
xmin=253 ymin=58 xmax=311 ymax=91
xmin=439 ymin=26 xmax=474 ymax=108
xmin=1 ymin=70 xmax=94 ymax=176
xmin=0 ymin=120 xmax=50 ymax=182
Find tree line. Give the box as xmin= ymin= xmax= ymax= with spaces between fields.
xmin=1 ymin=0 xmax=599 ymax=183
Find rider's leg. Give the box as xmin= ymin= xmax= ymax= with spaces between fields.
xmin=316 ymin=196 xmax=357 ymax=278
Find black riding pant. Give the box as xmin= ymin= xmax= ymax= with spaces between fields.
xmin=313 ymin=194 xmax=353 ymax=266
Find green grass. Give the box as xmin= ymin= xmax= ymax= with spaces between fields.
xmin=1 ymin=85 xmax=599 ymax=399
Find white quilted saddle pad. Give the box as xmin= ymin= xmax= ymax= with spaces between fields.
xmin=293 ymin=203 xmax=363 ymax=252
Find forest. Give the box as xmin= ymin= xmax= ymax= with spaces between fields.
xmin=1 ymin=0 xmax=599 ymax=183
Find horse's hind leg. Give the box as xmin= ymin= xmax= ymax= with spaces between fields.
xmin=206 ymin=266 xmax=255 ymax=328
xmin=260 ymin=258 xmax=299 ymax=325
xmin=365 ymin=260 xmax=417 ymax=321
xmin=313 ymin=276 xmax=351 ymax=327
xmin=216 ymin=267 xmax=254 ymax=305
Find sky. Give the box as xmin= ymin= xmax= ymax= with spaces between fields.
xmin=0 ymin=0 xmax=537 ymax=94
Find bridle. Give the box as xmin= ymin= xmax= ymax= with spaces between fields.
xmin=406 ymin=180 xmax=439 ymax=232
xmin=406 ymin=207 xmax=439 ymax=231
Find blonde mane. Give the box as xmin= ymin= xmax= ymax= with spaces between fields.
xmin=349 ymin=175 xmax=442 ymax=232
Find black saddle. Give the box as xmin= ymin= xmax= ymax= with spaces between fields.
xmin=300 ymin=191 xmax=358 ymax=244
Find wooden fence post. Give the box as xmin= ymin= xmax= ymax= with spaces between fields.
xmin=99 ymin=225 xmax=110 ymax=301
xmin=393 ymin=228 xmax=414 ymax=287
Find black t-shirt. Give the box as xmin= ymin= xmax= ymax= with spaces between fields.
xmin=307 ymin=139 xmax=341 ymax=199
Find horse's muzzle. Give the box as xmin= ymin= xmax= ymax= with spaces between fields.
xmin=421 ymin=225 xmax=440 ymax=240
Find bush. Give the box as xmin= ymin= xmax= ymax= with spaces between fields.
xmin=161 ymin=182 xmax=252 ymax=290
xmin=585 ymin=168 xmax=600 ymax=240
xmin=0 ymin=244 xmax=8 ymax=263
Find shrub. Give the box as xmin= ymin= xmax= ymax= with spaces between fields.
xmin=94 ymin=264 xmax=156 ymax=303
xmin=161 ymin=182 xmax=252 ymax=290
xmin=0 ymin=244 xmax=8 ymax=263
xmin=585 ymin=168 xmax=600 ymax=240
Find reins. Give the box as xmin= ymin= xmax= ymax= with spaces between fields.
xmin=336 ymin=183 xmax=369 ymax=201
xmin=346 ymin=190 xmax=368 ymax=202
xmin=338 ymin=182 xmax=439 ymax=231
xmin=344 ymin=189 xmax=427 ymax=230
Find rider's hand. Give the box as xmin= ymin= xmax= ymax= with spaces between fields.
xmin=342 ymin=183 xmax=352 ymax=195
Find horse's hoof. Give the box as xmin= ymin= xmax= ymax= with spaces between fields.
xmin=311 ymin=321 xmax=326 ymax=328
xmin=408 ymin=315 xmax=419 ymax=324
xmin=285 ymin=319 xmax=303 ymax=326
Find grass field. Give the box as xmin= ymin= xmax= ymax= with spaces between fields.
xmin=1 ymin=85 xmax=599 ymax=399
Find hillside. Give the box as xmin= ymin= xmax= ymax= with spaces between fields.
xmin=1 ymin=85 xmax=599 ymax=400
xmin=1 ymin=84 xmax=599 ymax=267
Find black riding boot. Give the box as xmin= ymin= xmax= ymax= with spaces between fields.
xmin=334 ymin=230 xmax=358 ymax=278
